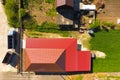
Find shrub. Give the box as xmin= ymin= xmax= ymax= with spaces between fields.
xmin=101 ymin=21 xmax=115 ymax=30
xmin=90 ymin=20 xmax=100 ymax=28
xmin=5 ymin=0 xmax=19 ymax=27
xmin=45 ymin=0 xmax=55 ymax=4
xmin=19 ymin=8 xmax=26 ymax=18
xmin=46 ymin=7 xmax=56 ymax=17
xmin=24 ymin=17 xmax=38 ymax=30
xmin=101 ymin=21 xmax=115 ymax=27
xmin=90 ymin=20 xmax=100 ymax=32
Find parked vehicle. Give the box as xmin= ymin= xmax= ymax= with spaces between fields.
xmin=8 ymin=30 xmax=17 ymax=49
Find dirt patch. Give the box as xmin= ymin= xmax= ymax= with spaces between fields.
xmin=28 ymin=1 xmax=56 ymax=25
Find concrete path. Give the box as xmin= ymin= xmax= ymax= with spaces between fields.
xmin=0 ymin=1 xmax=17 ymax=72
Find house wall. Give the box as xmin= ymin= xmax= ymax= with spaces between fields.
xmin=24 ymin=50 xmax=31 ymax=71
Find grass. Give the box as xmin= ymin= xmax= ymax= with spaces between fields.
xmin=76 ymin=75 xmax=83 ymax=80
xmin=46 ymin=7 xmax=56 ymax=17
xmin=90 ymin=30 xmax=120 ymax=72
xmin=45 ymin=0 xmax=57 ymax=17
xmin=35 ymin=22 xmax=70 ymax=37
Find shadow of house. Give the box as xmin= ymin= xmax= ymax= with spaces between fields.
xmin=35 ymin=70 xmax=92 ymax=75
xmin=9 ymin=53 xmax=19 ymax=67
xmin=56 ymin=7 xmax=75 ymax=30
xmin=2 ymin=51 xmax=19 ymax=67
xmin=55 ymin=0 xmax=77 ymax=30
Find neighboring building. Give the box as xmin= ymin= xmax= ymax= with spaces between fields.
xmin=55 ymin=0 xmax=74 ymax=8
xmin=24 ymin=38 xmax=91 ymax=73
xmin=55 ymin=0 xmax=96 ymax=29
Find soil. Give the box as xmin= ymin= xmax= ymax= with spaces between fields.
xmin=28 ymin=1 xmax=56 ymax=25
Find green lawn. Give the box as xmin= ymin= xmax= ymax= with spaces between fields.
xmin=90 ymin=30 xmax=120 ymax=72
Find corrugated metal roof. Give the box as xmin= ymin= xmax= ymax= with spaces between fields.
xmin=26 ymin=38 xmax=76 ymax=49
xmin=24 ymin=38 xmax=91 ymax=72
xmin=77 ymin=51 xmax=91 ymax=71
xmin=24 ymin=48 xmax=65 ymax=72
xmin=25 ymin=49 xmax=65 ymax=63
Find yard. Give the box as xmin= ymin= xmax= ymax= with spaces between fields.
xmin=90 ymin=30 xmax=120 ymax=72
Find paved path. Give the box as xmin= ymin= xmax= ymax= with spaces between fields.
xmin=0 ymin=72 xmax=66 ymax=80
xmin=0 ymin=1 xmax=17 ymax=72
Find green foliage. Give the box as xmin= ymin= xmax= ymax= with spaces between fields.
xmin=36 ymin=22 xmax=59 ymax=33
xmin=45 ymin=0 xmax=55 ymax=4
xmin=46 ymin=7 xmax=56 ymax=17
xmin=5 ymin=0 xmax=19 ymax=27
xmin=24 ymin=15 xmax=38 ymax=30
xmin=90 ymin=20 xmax=100 ymax=29
xmin=36 ymin=22 xmax=70 ymax=36
xmin=101 ymin=21 xmax=115 ymax=27
xmin=19 ymin=8 xmax=26 ymax=18
xmin=90 ymin=30 xmax=120 ymax=72
xmin=76 ymin=76 xmax=83 ymax=80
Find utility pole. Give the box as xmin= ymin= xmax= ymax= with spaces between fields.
xmin=18 ymin=0 xmax=23 ymax=74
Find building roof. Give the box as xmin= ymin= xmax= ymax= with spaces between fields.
xmin=24 ymin=38 xmax=91 ymax=72
xmin=77 ymin=51 xmax=91 ymax=71
xmin=55 ymin=0 xmax=74 ymax=8
xmin=26 ymin=38 xmax=76 ymax=49
xmin=80 ymin=3 xmax=96 ymax=10
xmin=24 ymin=48 xmax=65 ymax=72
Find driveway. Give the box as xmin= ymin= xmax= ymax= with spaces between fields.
xmin=0 ymin=1 xmax=17 ymax=72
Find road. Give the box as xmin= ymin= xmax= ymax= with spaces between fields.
xmin=0 ymin=72 xmax=66 ymax=80
xmin=0 ymin=1 xmax=17 ymax=72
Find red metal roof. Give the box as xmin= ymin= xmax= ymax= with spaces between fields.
xmin=25 ymin=49 xmax=65 ymax=63
xmin=25 ymin=38 xmax=91 ymax=72
xmin=26 ymin=38 xmax=76 ymax=49
xmin=77 ymin=51 xmax=91 ymax=71
xmin=55 ymin=0 xmax=74 ymax=7
xmin=24 ymin=48 xmax=65 ymax=72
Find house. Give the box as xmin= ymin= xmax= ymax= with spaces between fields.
xmin=24 ymin=38 xmax=91 ymax=73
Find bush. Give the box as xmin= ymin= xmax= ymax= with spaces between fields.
xmin=5 ymin=0 xmax=19 ymax=27
xmin=90 ymin=20 xmax=100 ymax=32
xmin=46 ymin=7 xmax=56 ymax=17
xmin=24 ymin=16 xmax=38 ymax=30
xmin=101 ymin=21 xmax=115 ymax=30
xmin=45 ymin=0 xmax=55 ymax=4
xmin=19 ymin=8 xmax=26 ymax=18
xmin=101 ymin=21 xmax=115 ymax=27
